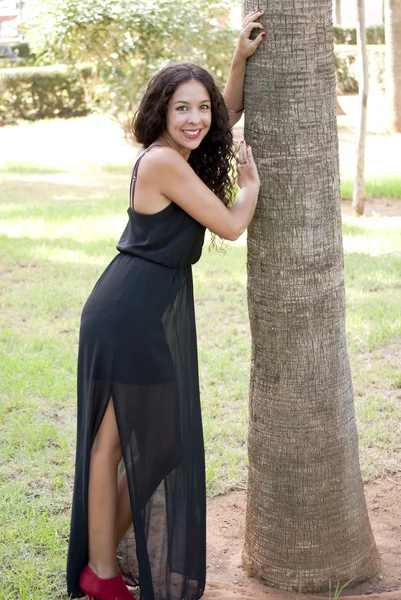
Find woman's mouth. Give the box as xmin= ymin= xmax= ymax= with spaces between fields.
xmin=182 ymin=129 xmax=202 ymax=140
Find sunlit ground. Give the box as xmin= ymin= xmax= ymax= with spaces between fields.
xmin=1 ymin=93 xmax=400 ymax=178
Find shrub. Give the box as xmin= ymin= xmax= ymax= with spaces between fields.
xmin=10 ymin=42 xmax=31 ymax=59
xmin=334 ymin=45 xmax=385 ymax=94
xmin=333 ymin=25 xmax=385 ymax=45
xmin=24 ymin=0 xmax=237 ymax=141
xmin=0 ymin=65 xmax=91 ymax=123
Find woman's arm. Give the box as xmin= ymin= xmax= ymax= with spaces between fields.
xmin=140 ymin=144 xmax=260 ymax=241
xmin=224 ymin=9 xmax=266 ymax=127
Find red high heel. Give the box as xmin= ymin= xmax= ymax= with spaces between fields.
xmin=79 ymin=564 xmax=136 ymax=600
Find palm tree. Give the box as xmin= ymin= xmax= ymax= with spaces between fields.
xmin=335 ymin=0 xmax=342 ymax=25
xmin=352 ymin=0 xmax=369 ymax=216
xmin=385 ymin=0 xmax=401 ymax=133
xmin=242 ymin=0 xmax=380 ymax=592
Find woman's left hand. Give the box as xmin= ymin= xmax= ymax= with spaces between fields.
xmin=235 ymin=9 xmax=266 ymax=60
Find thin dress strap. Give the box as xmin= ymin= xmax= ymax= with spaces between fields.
xmin=129 ymin=144 xmax=162 ymax=210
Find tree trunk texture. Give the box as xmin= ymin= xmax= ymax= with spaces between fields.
xmin=385 ymin=0 xmax=401 ymax=133
xmin=242 ymin=0 xmax=380 ymax=593
xmin=352 ymin=0 xmax=369 ymax=216
xmin=335 ymin=0 xmax=342 ymax=25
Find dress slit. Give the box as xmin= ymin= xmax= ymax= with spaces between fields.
xmin=67 ymin=163 xmax=207 ymax=600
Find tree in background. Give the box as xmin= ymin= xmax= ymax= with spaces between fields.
xmin=352 ymin=0 xmax=369 ymax=216
xmin=242 ymin=0 xmax=380 ymax=592
xmin=384 ymin=0 xmax=401 ymax=132
xmin=24 ymin=0 xmax=236 ymax=140
xmin=335 ymin=0 xmax=342 ymax=25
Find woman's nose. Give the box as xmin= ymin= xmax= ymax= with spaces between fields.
xmin=187 ymin=110 xmax=201 ymax=124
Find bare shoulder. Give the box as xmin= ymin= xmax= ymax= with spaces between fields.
xmin=130 ymin=145 xmax=198 ymax=213
xmin=132 ymin=145 xmax=240 ymax=241
xmin=138 ymin=145 xmax=189 ymax=179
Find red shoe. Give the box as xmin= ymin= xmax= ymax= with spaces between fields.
xmin=79 ymin=564 xmax=136 ymax=600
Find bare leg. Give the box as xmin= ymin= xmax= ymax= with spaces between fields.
xmin=88 ymin=398 xmax=122 ymax=578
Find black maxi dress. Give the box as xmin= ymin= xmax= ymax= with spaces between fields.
xmin=67 ymin=145 xmax=207 ymax=600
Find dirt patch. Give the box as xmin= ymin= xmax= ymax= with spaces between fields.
xmin=205 ymin=477 xmax=401 ymax=600
xmin=341 ymin=198 xmax=401 ymax=218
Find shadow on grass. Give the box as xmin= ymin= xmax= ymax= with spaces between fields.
xmin=0 ymin=234 xmax=117 ymax=266
xmin=0 ymin=178 xmax=128 ymax=217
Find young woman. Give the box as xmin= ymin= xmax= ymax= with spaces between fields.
xmin=67 ymin=10 xmax=264 ymax=600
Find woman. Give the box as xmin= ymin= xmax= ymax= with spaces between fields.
xmin=67 ymin=10 xmax=264 ymax=600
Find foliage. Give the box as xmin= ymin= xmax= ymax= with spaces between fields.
xmin=24 ymin=0 xmax=237 ymax=140
xmin=0 ymin=42 xmax=32 ymax=68
xmin=334 ymin=45 xmax=385 ymax=94
xmin=11 ymin=42 xmax=31 ymax=59
xmin=0 ymin=65 xmax=90 ymax=123
xmin=1 ymin=48 xmax=387 ymax=124
xmin=333 ymin=25 xmax=385 ymax=45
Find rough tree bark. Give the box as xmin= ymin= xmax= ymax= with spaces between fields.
xmin=385 ymin=0 xmax=401 ymax=132
xmin=242 ymin=0 xmax=380 ymax=592
xmin=352 ymin=0 xmax=369 ymax=216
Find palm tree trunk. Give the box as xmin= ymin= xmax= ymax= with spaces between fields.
xmin=352 ymin=0 xmax=369 ymax=216
xmin=335 ymin=0 xmax=342 ymax=25
xmin=385 ymin=0 xmax=401 ymax=132
xmin=242 ymin=0 xmax=380 ymax=592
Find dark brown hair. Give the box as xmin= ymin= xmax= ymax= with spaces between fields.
xmin=133 ymin=62 xmax=236 ymax=228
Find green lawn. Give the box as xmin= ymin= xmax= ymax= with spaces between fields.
xmin=0 ymin=167 xmax=400 ymax=599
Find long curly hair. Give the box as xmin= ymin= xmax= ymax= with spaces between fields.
xmin=132 ymin=62 xmax=236 ymax=249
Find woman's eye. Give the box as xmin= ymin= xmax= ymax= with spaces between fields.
xmin=176 ymin=105 xmax=210 ymax=111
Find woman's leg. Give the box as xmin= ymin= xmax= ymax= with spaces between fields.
xmin=115 ymin=459 xmax=157 ymax=547
xmin=88 ymin=398 xmax=122 ymax=578
xmin=115 ymin=383 xmax=181 ymax=547
xmin=115 ymin=471 xmax=133 ymax=547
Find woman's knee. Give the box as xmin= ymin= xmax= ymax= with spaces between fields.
xmin=91 ymin=437 xmax=122 ymax=465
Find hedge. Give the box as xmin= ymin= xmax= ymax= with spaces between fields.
xmin=0 ymin=64 xmax=91 ymax=123
xmin=333 ymin=25 xmax=385 ymax=45
xmin=334 ymin=45 xmax=385 ymax=94
xmin=0 ymin=47 xmax=387 ymax=123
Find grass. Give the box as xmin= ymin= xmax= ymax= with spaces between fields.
xmin=0 ymin=127 xmax=401 ymax=598
xmin=341 ymin=175 xmax=401 ymax=200
xmin=2 ymin=159 xmax=401 ymax=198
xmin=328 ymin=578 xmax=355 ymax=600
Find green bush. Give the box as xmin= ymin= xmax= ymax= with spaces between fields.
xmin=334 ymin=45 xmax=385 ymax=94
xmin=0 ymin=43 xmax=34 ymax=68
xmin=24 ymin=0 xmax=237 ymax=141
xmin=11 ymin=42 xmax=31 ymax=59
xmin=0 ymin=65 xmax=91 ymax=123
xmin=333 ymin=25 xmax=385 ymax=45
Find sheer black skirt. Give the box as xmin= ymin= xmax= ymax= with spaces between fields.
xmin=66 ymin=252 xmax=206 ymax=600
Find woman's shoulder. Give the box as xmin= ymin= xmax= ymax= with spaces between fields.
xmin=138 ymin=145 xmax=189 ymax=180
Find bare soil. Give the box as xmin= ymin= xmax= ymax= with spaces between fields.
xmin=340 ymin=198 xmax=401 ymax=218
xmin=205 ymin=477 xmax=401 ymax=600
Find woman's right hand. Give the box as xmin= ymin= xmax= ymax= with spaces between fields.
xmin=236 ymin=141 xmax=260 ymax=190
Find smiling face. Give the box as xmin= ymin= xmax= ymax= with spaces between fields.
xmin=163 ymin=79 xmax=212 ymax=158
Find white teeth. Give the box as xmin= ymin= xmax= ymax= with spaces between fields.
xmin=183 ymin=129 xmax=201 ymax=137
